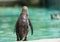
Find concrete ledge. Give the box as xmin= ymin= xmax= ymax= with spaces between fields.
xmin=16 ymin=38 xmax=60 ymax=42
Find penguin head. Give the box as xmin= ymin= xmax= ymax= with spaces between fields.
xmin=22 ymin=6 xmax=28 ymax=14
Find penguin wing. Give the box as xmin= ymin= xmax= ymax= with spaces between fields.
xmin=28 ymin=19 xmax=33 ymax=35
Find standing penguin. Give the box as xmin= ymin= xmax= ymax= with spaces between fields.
xmin=15 ymin=6 xmax=33 ymax=41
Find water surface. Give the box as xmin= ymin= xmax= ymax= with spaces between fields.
xmin=0 ymin=7 xmax=60 ymax=42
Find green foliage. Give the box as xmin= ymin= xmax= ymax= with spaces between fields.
xmin=21 ymin=0 xmax=40 ymax=6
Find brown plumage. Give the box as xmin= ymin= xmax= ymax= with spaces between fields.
xmin=15 ymin=6 xmax=33 ymax=41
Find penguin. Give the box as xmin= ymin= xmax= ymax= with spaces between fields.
xmin=54 ymin=14 xmax=60 ymax=20
xmin=51 ymin=14 xmax=60 ymax=20
xmin=15 ymin=6 xmax=33 ymax=41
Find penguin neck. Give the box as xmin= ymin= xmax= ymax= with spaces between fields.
xmin=22 ymin=11 xmax=28 ymax=15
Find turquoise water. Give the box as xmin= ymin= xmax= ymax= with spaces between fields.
xmin=0 ymin=7 xmax=60 ymax=42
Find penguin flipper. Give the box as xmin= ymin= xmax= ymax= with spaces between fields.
xmin=28 ymin=19 xmax=33 ymax=35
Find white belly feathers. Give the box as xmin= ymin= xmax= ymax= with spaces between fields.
xmin=22 ymin=15 xmax=29 ymax=26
